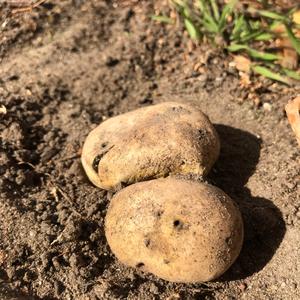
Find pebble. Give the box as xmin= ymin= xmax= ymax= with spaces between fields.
xmin=229 ymin=61 xmax=236 ymax=68
xmin=239 ymin=282 xmax=247 ymax=291
xmin=263 ymin=102 xmax=272 ymax=112
xmin=198 ymin=74 xmax=208 ymax=82
xmin=149 ymin=283 xmax=159 ymax=294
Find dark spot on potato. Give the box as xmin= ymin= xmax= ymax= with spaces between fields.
xmin=173 ymin=219 xmax=189 ymax=231
xmin=198 ymin=129 xmax=207 ymax=140
xmin=225 ymin=237 xmax=232 ymax=245
xmin=101 ymin=142 xmax=108 ymax=148
xmin=136 ymin=262 xmax=145 ymax=268
xmin=156 ymin=210 xmax=164 ymax=218
xmin=172 ymin=106 xmax=183 ymax=111
xmin=92 ymin=145 xmax=114 ymax=172
xmin=92 ymin=155 xmax=102 ymax=172
xmin=144 ymin=239 xmax=151 ymax=247
xmin=170 ymin=106 xmax=188 ymax=114
xmin=173 ymin=220 xmax=183 ymax=229
xmin=163 ymin=259 xmax=170 ymax=264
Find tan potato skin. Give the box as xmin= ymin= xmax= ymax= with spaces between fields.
xmin=81 ymin=102 xmax=220 ymax=190
xmin=105 ymin=178 xmax=244 ymax=283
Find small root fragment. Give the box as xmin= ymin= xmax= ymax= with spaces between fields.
xmin=11 ymin=0 xmax=47 ymax=15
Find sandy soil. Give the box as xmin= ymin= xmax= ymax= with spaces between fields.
xmin=0 ymin=1 xmax=299 ymax=299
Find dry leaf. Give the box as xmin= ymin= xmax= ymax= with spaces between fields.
xmin=272 ymin=23 xmax=286 ymax=34
xmin=281 ymin=48 xmax=298 ymax=69
xmin=233 ymin=55 xmax=251 ymax=73
xmin=276 ymin=37 xmax=292 ymax=48
xmin=276 ymin=38 xmax=298 ymax=69
xmin=239 ymin=72 xmax=251 ymax=87
xmin=293 ymin=10 xmax=300 ymax=25
xmin=285 ymin=96 xmax=300 ymax=146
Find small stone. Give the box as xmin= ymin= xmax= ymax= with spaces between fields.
xmin=212 ymin=58 xmax=219 ymax=64
xmin=229 ymin=61 xmax=236 ymax=68
xmin=52 ymin=257 xmax=61 ymax=270
xmin=263 ymin=102 xmax=272 ymax=112
xmin=239 ymin=282 xmax=247 ymax=291
xmin=54 ymin=280 xmax=65 ymax=296
xmin=149 ymin=283 xmax=159 ymax=294
xmin=6 ymin=267 xmax=14 ymax=279
xmin=36 ymin=203 xmax=44 ymax=211
xmin=0 ymin=105 xmax=7 ymax=114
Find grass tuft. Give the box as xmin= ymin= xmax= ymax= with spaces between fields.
xmin=153 ymin=0 xmax=300 ymax=84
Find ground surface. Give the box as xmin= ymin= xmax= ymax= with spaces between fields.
xmin=0 ymin=1 xmax=299 ymax=299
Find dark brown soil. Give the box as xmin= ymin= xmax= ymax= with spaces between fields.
xmin=0 ymin=1 xmax=299 ymax=299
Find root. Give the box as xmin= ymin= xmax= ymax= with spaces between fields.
xmin=285 ymin=96 xmax=300 ymax=147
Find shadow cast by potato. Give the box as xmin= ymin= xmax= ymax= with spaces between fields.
xmin=208 ymin=124 xmax=286 ymax=281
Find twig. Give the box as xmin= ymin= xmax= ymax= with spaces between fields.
xmin=11 ymin=0 xmax=47 ymax=15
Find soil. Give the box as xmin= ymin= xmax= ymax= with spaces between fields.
xmin=0 ymin=1 xmax=299 ymax=299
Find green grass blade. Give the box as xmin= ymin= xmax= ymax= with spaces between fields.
xmin=183 ymin=6 xmax=191 ymax=18
xmin=247 ymin=48 xmax=279 ymax=61
xmin=209 ymin=0 xmax=220 ymax=21
xmin=219 ymin=0 xmax=238 ymax=32
xmin=254 ymin=32 xmax=274 ymax=41
xmin=198 ymin=0 xmax=219 ymax=33
xmin=151 ymin=15 xmax=174 ymax=24
xmin=232 ymin=15 xmax=246 ymax=39
xmin=249 ymin=20 xmax=261 ymax=31
xmin=258 ymin=10 xmax=288 ymax=22
xmin=252 ymin=65 xmax=290 ymax=84
xmin=227 ymin=44 xmax=248 ymax=52
xmin=285 ymin=25 xmax=300 ymax=56
xmin=202 ymin=16 xmax=219 ymax=33
xmin=283 ymin=68 xmax=300 ymax=80
xmin=197 ymin=0 xmax=205 ymax=13
xmin=184 ymin=18 xmax=200 ymax=40
xmin=228 ymin=44 xmax=279 ymax=60
xmin=240 ymin=30 xmax=264 ymax=43
xmin=197 ymin=0 xmax=211 ymax=16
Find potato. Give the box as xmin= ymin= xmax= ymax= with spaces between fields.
xmin=81 ymin=102 xmax=220 ymax=190
xmin=105 ymin=178 xmax=244 ymax=283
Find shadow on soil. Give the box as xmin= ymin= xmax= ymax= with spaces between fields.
xmin=208 ymin=124 xmax=286 ymax=281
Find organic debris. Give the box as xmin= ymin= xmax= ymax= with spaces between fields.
xmin=286 ymin=96 xmax=300 ymax=146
